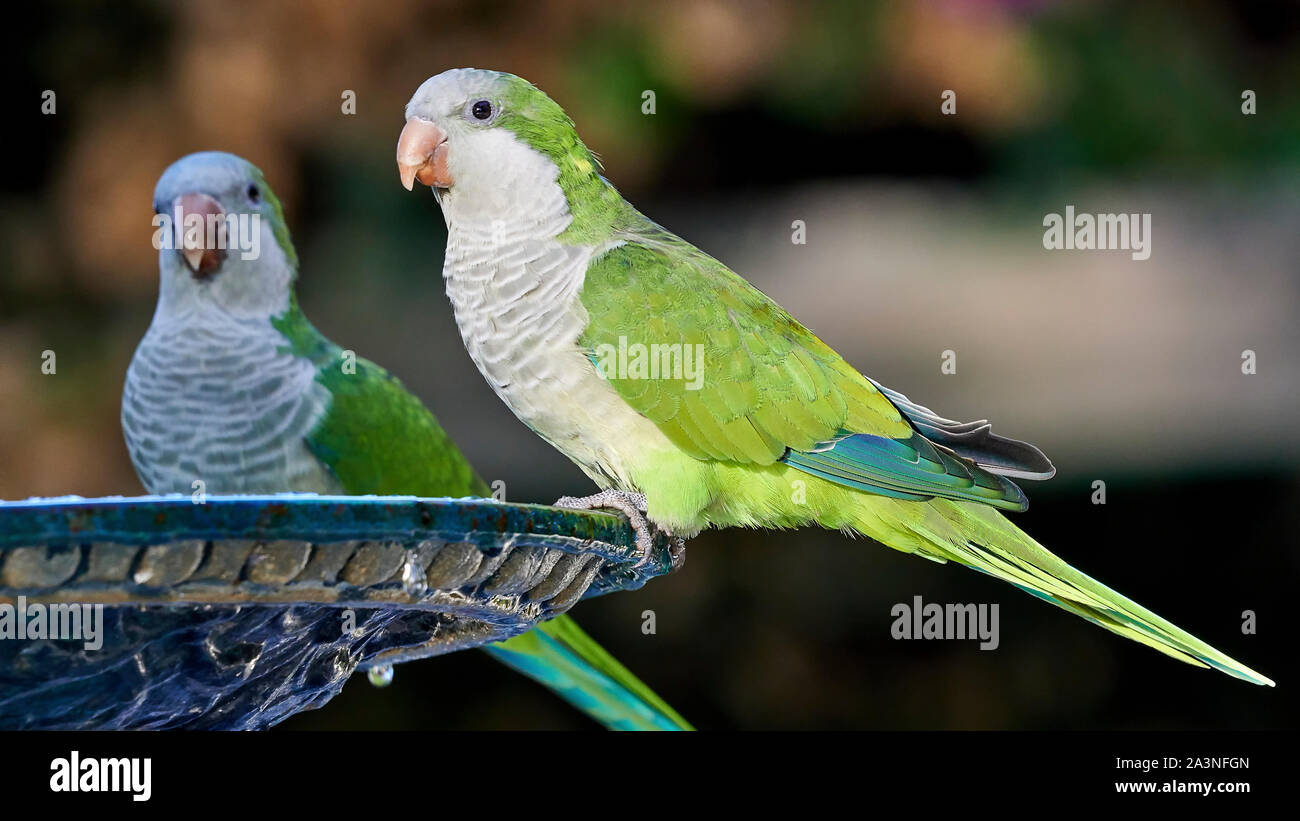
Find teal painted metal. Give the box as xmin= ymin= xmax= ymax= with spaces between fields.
xmin=0 ymin=495 xmax=677 ymax=729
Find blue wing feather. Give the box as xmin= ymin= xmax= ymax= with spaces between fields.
xmin=782 ymin=431 xmax=1030 ymax=511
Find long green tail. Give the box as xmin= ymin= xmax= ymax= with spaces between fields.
xmin=878 ymin=498 xmax=1274 ymax=686
xmin=482 ymin=614 xmax=694 ymax=730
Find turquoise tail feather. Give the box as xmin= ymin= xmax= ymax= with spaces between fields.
xmin=483 ymin=614 xmax=693 ymax=731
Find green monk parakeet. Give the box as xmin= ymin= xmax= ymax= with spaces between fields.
xmin=396 ymin=69 xmax=1272 ymax=687
xmin=122 ymin=151 xmax=692 ymax=730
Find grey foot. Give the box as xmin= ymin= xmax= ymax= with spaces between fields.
xmin=667 ymin=535 xmax=687 ymax=573
xmin=554 ymin=489 xmax=662 ymax=567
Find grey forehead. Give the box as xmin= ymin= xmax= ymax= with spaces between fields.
xmin=404 ymin=68 xmax=501 ymax=117
xmin=154 ymin=152 xmax=255 ymax=205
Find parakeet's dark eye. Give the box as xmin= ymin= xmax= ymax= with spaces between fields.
xmin=471 ymin=99 xmax=493 ymax=120
xmin=247 ymin=184 xmax=260 ymax=203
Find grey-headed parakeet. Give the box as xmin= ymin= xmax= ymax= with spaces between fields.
xmin=395 ymin=69 xmax=1270 ymax=687
xmin=122 ymin=151 xmax=691 ymax=730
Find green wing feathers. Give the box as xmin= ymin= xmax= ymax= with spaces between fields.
xmin=306 ymin=356 xmax=488 ymax=498
xmin=483 ymin=614 xmax=694 ymax=731
xmin=272 ymin=300 xmax=487 ymax=498
xmin=580 ymin=231 xmax=912 ymax=465
xmin=579 ymin=228 xmax=1034 ymax=509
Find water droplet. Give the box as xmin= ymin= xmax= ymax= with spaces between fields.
xmin=368 ymin=664 xmax=394 ymax=688
xmin=401 ymin=553 xmax=427 ymax=597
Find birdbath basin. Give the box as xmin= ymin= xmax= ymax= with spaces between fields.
xmin=0 ymin=494 xmax=677 ymax=729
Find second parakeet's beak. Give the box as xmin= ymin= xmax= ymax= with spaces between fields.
xmin=173 ymin=192 xmax=227 ymax=278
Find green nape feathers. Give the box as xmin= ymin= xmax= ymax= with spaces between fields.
xmin=493 ymin=74 xmax=637 ymax=244
xmin=401 ymin=69 xmax=1273 ymax=689
xmin=251 ymin=164 xmax=299 ymax=271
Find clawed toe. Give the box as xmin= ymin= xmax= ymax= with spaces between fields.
xmin=553 ymin=489 xmax=656 ymax=565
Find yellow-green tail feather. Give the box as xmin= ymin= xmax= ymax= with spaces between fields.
xmin=870 ymin=497 xmax=1274 ymax=687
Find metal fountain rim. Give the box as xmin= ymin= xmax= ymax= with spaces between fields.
xmin=0 ymin=494 xmax=678 ymax=665
xmin=0 ymin=493 xmax=644 ymax=556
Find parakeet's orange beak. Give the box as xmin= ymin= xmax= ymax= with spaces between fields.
xmin=173 ymin=192 xmax=227 ymax=278
xmin=397 ymin=117 xmax=451 ymax=190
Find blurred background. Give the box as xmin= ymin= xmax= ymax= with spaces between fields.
xmin=2 ymin=0 xmax=1297 ymax=729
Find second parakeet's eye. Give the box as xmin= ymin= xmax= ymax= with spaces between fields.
xmin=247 ymin=184 xmax=260 ymax=203
xmin=470 ymin=99 xmax=493 ymax=120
